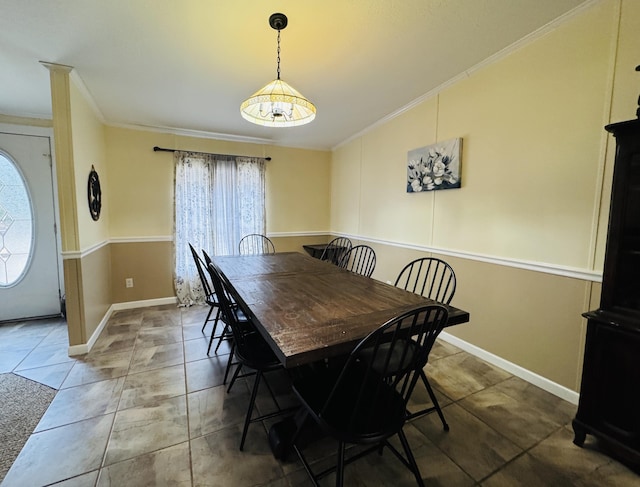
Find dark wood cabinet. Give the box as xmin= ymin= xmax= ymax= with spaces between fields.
xmin=599 ymin=118 xmax=640 ymax=314
xmin=572 ymin=95 xmax=640 ymax=468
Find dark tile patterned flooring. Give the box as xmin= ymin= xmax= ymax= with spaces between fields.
xmin=1 ymin=305 xmax=638 ymax=486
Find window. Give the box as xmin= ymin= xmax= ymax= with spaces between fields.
xmin=173 ymin=151 xmax=266 ymax=305
xmin=0 ymin=152 xmax=33 ymax=286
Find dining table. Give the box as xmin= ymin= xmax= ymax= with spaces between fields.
xmin=211 ymin=251 xmax=470 ymax=369
xmin=210 ymin=251 xmax=470 ymax=457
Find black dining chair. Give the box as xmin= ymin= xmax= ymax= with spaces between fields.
xmin=238 ymin=233 xmax=276 ymax=255
xmin=395 ymin=257 xmax=456 ymax=305
xmin=201 ymin=248 xmax=236 ymax=357
xmin=337 ymin=244 xmax=376 ymax=277
xmin=201 ymin=258 xmax=249 ymax=390
xmin=395 ymin=257 xmax=457 ymax=425
xmin=207 ymin=261 xmax=296 ymax=450
xmin=319 ymin=237 xmax=353 ymax=265
xmin=291 ymin=304 xmax=449 ymax=487
xmin=188 ymin=244 xmax=222 ymax=353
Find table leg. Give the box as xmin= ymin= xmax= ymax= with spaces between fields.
xmin=268 ymin=408 xmax=322 ymax=459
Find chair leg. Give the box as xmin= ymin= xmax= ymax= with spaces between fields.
xmin=211 ymin=306 xmax=222 ymax=334
xmin=240 ymin=370 xmax=262 ymax=451
xmin=223 ymin=342 xmax=236 ymax=385
xmin=206 ymin=308 xmax=223 ymax=355
xmin=289 ymin=409 xmax=310 ymax=450
xmin=397 ymin=429 xmax=425 ymax=487
xmin=420 ymin=370 xmax=449 ymax=431
xmin=227 ymin=362 xmax=243 ymax=393
xmin=293 ymin=438 xmax=320 ymax=487
xmin=214 ymin=323 xmax=230 ymax=354
xmin=335 ymin=440 xmax=346 ymax=487
xmin=260 ymin=372 xmax=282 ymax=411
xmin=201 ymin=304 xmax=216 ymax=333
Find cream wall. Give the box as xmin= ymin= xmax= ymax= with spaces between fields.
xmin=329 ymin=0 xmax=639 ymax=392
xmin=265 ymin=145 xmax=331 ymax=234
xmin=104 ymin=128 xmax=174 ymax=238
xmin=68 ymin=77 xmax=112 ymax=343
xmin=435 ymin=1 xmax=614 ymax=268
xmin=104 ymin=126 xmax=331 ymax=302
xmin=330 ymin=140 xmax=363 ymax=235
xmin=594 ymin=0 xmax=640 ymax=266
xmin=360 ymin=100 xmax=439 ymax=243
xmin=70 ymin=81 xmax=109 ymax=249
xmin=105 ymin=127 xmax=331 ymax=238
xmin=335 ymin=1 xmax=616 ymax=268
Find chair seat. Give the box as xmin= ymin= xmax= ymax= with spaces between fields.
xmin=358 ymin=338 xmax=421 ymax=376
xmin=234 ymin=330 xmax=281 ymax=371
xmin=293 ymin=365 xmax=406 ymax=444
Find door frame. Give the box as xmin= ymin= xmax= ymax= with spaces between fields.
xmin=0 ymin=121 xmax=64 ymax=310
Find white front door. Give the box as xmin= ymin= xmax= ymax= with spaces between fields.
xmin=0 ymin=132 xmax=61 ymax=321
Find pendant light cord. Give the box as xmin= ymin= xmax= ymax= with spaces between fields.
xmin=276 ymin=29 xmax=281 ymax=80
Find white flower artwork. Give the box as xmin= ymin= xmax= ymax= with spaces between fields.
xmin=407 ymin=138 xmax=462 ymax=192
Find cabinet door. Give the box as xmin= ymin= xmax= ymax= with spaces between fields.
xmin=578 ymin=319 xmax=640 ymax=448
xmin=612 ymin=152 xmax=640 ymax=310
xmin=601 ymin=122 xmax=640 ymax=314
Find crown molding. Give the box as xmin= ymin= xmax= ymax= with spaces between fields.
xmin=107 ymin=120 xmax=274 ymax=145
xmin=333 ymin=0 xmax=601 ymax=151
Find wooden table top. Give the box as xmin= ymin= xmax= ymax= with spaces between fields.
xmin=211 ymin=251 xmax=330 ymax=280
xmin=212 ymin=252 xmax=470 ymax=368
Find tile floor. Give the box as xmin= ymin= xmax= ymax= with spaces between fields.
xmin=1 ymin=304 xmax=639 ymax=486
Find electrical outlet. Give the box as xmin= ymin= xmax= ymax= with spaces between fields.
xmin=125 ymin=278 xmax=134 ymax=288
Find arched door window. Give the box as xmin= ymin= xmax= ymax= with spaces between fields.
xmin=0 ymin=152 xmax=34 ymax=286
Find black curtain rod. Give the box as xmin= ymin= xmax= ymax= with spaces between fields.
xmin=153 ymin=146 xmax=271 ymax=161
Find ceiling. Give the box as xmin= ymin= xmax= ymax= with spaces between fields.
xmin=0 ymin=0 xmax=590 ymax=150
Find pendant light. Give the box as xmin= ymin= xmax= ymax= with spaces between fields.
xmin=240 ymin=13 xmax=316 ymax=127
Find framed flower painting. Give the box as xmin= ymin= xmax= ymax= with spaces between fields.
xmin=407 ymin=138 xmax=462 ymax=192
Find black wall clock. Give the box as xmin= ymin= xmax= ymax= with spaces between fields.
xmin=88 ymin=165 xmax=102 ymax=221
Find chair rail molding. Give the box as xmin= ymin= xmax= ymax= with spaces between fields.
xmin=332 ymin=232 xmax=602 ymax=282
xmin=62 ymin=232 xmax=602 ymax=282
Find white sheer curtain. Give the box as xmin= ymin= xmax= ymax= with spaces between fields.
xmin=174 ymin=151 xmax=266 ymax=305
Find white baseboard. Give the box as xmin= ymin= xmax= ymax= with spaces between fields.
xmin=111 ymin=296 xmax=177 ymax=311
xmin=67 ymin=297 xmax=178 ymax=356
xmin=439 ymin=331 xmax=580 ymax=405
xmin=68 ymin=307 xmax=113 ymax=356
